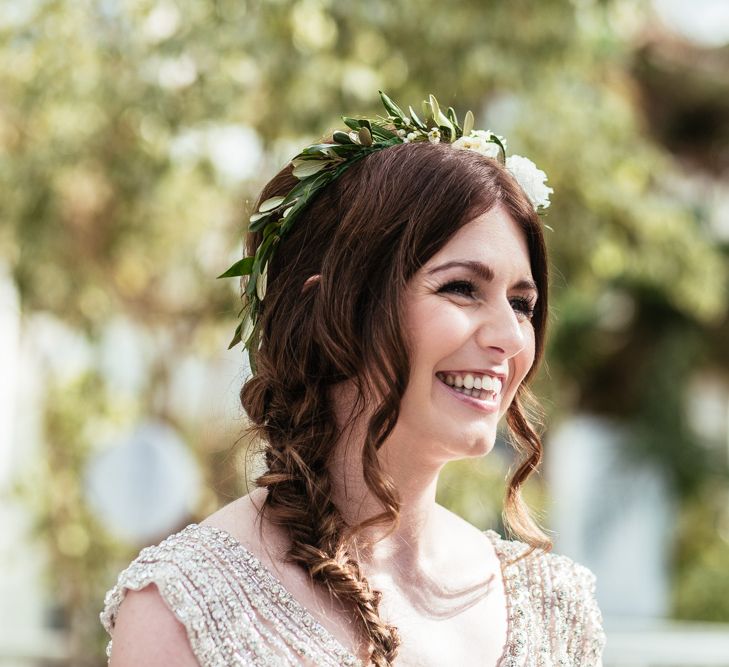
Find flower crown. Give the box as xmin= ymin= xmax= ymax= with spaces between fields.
xmin=219 ymin=91 xmax=553 ymax=363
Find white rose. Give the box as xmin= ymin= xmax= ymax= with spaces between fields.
xmin=505 ymin=154 xmax=553 ymax=211
xmin=452 ymin=130 xmax=501 ymax=159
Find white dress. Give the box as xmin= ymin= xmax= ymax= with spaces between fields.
xmin=100 ymin=524 xmax=606 ymax=666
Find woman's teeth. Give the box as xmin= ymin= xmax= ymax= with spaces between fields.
xmin=437 ymin=372 xmax=502 ymax=400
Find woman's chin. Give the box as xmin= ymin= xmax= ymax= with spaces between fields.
xmin=441 ymin=426 xmax=498 ymax=459
xmin=461 ymin=436 xmax=497 ymax=458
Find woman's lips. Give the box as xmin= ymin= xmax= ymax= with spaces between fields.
xmin=435 ymin=374 xmax=501 ymax=414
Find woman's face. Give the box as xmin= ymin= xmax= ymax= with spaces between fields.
xmin=394 ymin=204 xmax=538 ymax=462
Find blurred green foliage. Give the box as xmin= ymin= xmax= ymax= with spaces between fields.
xmin=674 ymin=481 xmax=729 ymax=622
xmin=1 ymin=0 xmax=728 ymax=662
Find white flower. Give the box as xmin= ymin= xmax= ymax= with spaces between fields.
xmin=471 ymin=129 xmax=493 ymax=141
xmin=396 ymin=129 xmax=407 ymax=137
xmin=406 ymin=132 xmax=418 ymax=141
xmin=452 ymin=130 xmax=501 ymax=159
xmin=505 ymin=155 xmax=553 ymax=211
xmin=428 ymin=128 xmax=441 ymax=144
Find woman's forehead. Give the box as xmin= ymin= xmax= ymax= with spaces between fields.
xmin=428 ymin=206 xmax=532 ymax=274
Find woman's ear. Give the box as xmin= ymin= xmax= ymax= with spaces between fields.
xmin=302 ymin=274 xmax=321 ymax=292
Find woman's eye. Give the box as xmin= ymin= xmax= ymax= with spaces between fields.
xmin=510 ymin=296 xmax=536 ymax=320
xmin=438 ymin=280 xmax=477 ymax=298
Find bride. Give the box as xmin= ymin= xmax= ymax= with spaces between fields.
xmin=101 ymin=93 xmax=606 ymax=666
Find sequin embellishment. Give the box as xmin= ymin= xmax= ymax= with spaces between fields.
xmin=101 ymin=524 xmax=605 ymax=666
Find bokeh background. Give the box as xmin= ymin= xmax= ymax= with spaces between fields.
xmin=1 ymin=0 xmax=729 ymax=665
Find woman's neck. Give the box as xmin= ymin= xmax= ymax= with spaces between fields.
xmin=328 ymin=422 xmax=446 ymax=572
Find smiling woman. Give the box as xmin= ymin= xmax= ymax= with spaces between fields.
xmin=402 ymin=207 xmax=539 ymax=461
xmin=100 ymin=94 xmax=605 ymax=667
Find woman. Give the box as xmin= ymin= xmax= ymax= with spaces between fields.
xmin=101 ymin=93 xmax=606 ymax=666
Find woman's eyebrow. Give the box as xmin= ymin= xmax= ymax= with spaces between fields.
xmin=427 ymin=260 xmax=538 ymax=293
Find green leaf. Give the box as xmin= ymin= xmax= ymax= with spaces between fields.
xmin=463 ymin=110 xmax=474 ymax=137
xmin=301 ymin=143 xmax=339 ymax=155
xmin=422 ymin=100 xmax=432 ymax=123
xmin=257 ymin=232 xmax=277 ymax=261
xmin=409 ymin=106 xmax=427 ymax=131
xmin=217 ymin=256 xmax=254 ymax=279
xmin=379 ymin=90 xmax=409 ymax=123
xmin=333 ymin=130 xmax=354 ymax=144
xmin=249 ymin=214 xmax=273 ymax=233
xmin=258 ymin=196 xmax=285 ymax=212
xmin=280 ymin=189 xmax=301 ymax=208
xmin=249 ymin=210 xmax=270 ymax=224
xmin=436 ymin=112 xmax=455 ymax=141
xmin=429 ymin=94 xmax=441 ymax=123
xmin=227 ymin=321 xmax=242 ymax=349
xmin=370 ymin=124 xmax=396 ymax=140
xmin=299 ymin=170 xmax=335 ymax=197
xmin=239 ymin=315 xmax=255 ymax=349
xmin=342 ymin=116 xmax=361 ymax=131
xmin=256 ymin=264 xmax=268 ymax=300
xmin=279 ymin=207 xmax=301 ymax=236
xmin=447 ymin=106 xmax=460 ymax=133
xmin=490 ymin=134 xmax=507 ymax=163
xmin=263 ymin=220 xmax=280 ymax=237
xmin=279 ymin=174 xmax=334 ymax=235
xmin=328 ymin=143 xmax=363 ymax=157
xmin=292 ymin=159 xmax=329 ymax=178
xmin=246 ymin=326 xmax=261 ymax=373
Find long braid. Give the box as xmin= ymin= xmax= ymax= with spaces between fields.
xmin=255 ymin=448 xmax=401 ymax=665
xmin=245 ymin=362 xmax=401 ymax=665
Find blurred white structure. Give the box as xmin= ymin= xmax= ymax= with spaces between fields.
xmin=0 ymin=264 xmax=66 ymax=665
xmin=547 ymin=414 xmax=675 ymax=618
xmin=604 ymin=619 xmax=729 ymax=665
xmin=547 ymin=414 xmax=729 ymax=665
xmin=85 ymin=419 xmax=202 ymax=543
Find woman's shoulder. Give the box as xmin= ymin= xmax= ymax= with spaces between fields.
xmin=486 ymin=528 xmax=598 ymax=588
xmin=485 ymin=529 xmax=606 ymax=664
xmin=101 ymin=491 xmax=361 ymax=667
xmin=199 ymin=487 xmax=280 ymax=556
xmin=105 ymin=581 xmax=199 ymax=666
xmin=100 ymin=521 xmax=253 ymax=665
xmin=101 ymin=488 xmax=274 ymax=636
xmin=485 ymin=527 xmax=601 ymax=604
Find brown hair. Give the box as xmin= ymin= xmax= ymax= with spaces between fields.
xmin=240 ymin=141 xmax=550 ymax=665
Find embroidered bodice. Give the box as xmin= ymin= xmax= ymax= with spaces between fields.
xmin=100 ymin=524 xmax=605 ymax=666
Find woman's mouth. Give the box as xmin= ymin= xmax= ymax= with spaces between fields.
xmin=435 ymin=371 xmax=503 ymax=402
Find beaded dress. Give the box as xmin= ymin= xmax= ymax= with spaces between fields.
xmin=100 ymin=524 xmax=606 ymax=666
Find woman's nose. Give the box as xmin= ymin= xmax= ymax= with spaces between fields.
xmin=474 ymin=299 xmax=527 ymax=358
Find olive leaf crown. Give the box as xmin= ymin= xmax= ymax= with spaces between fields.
xmin=218 ymin=91 xmax=553 ymax=365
